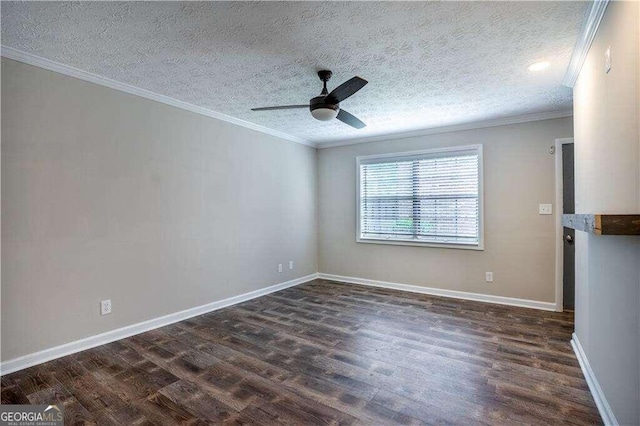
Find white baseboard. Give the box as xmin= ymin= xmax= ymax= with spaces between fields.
xmin=0 ymin=273 xmax=318 ymax=376
xmin=318 ymin=273 xmax=557 ymax=311
xmin=571 ymin=333 xmax=618 ymax=425
xmin=0 ymin=272 xmax=559 ymax=375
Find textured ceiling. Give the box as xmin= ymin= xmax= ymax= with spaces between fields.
xmin=1 ymin=1 xmax=587 ymax=145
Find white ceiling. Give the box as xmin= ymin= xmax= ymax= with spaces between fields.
xmin=2 ymin=1 xmax=587 ymax=146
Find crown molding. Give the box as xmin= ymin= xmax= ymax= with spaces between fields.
xmin=316 ymin=109 xmax=574 ymax=149
xmin=1 ymin=46 xmax=575 ymax=150
xmin=1 ymin=46 xmax=315 ymax=148
xmin=562 ymin=0 xmax=610 ymax=88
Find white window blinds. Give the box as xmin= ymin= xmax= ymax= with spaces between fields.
xmin=358 ymin=146 xmax=482 ymax=247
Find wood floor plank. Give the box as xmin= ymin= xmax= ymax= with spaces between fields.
xmin=1 ymin=279 xmax=602 ymax=425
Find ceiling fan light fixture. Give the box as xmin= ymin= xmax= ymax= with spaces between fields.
xmin=311 ymin=107 xmax=339 ymax=121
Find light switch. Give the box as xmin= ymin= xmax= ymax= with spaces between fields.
xmin=605 ymin=46 xmax=611 ymax=73
xmin=539 ymin=204 xmax=553 ymax=215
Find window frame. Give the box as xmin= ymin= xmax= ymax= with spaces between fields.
xmin=356 ymin=144 xmax=484 ymax=250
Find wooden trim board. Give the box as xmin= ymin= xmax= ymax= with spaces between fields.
xmin=562 ymin=214 xmax=640 ymax=235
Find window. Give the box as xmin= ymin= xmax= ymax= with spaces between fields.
xmin=357 ymin=145 xmax=483 ymax=249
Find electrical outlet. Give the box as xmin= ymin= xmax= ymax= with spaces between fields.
xmin=100 ymin=299 xmax=112 ymax=316
xmin=486 ymin=272 xmax=494 ymax=283
xmin=278 ymin=264 xmax=283 ymax=273
xmin=289 ymin=261 xmax=294 ymax=270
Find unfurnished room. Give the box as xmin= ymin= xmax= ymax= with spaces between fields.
xmin=1 ymin=1 xmax=639 ymax=425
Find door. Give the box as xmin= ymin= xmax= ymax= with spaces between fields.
xmin=562 ymin=143 xmax=575 ymax=310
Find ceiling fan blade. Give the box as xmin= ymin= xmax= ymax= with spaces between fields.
xmin=251 ymin=105 xmax=308 ymax=111
xmin=336 ymin=109 xmax=366 ymax=129
xmin=326 ymin=76 xmax=368 ymax=104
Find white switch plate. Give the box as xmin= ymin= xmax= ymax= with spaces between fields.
xmin=605 ymin=45 xmax=611 ymax=73
xmin=539 ymin=204 xmax=553 ymax=215
xmin=278 ymin=264 xmax=283 ymax=273
xmin=289 ymin=261 xmax=294 ymax=270
xmin=100 ymin=299 xmax=112 ymax=316
xmin=486 ymin=272 xmax=494 ymax=282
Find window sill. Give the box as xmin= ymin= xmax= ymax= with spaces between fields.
xmin=356 ymin=237 xmax=484 ymax=251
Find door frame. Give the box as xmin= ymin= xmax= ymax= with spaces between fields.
xmin=554 ymin=137 xmax=574 ymax=312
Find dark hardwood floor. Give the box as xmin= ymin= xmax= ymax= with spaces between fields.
xmin=1 ymin=279 xmax=602 ymax=425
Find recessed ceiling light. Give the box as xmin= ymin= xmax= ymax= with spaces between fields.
xmin=528 ymin=61 xmax=551 ymax=72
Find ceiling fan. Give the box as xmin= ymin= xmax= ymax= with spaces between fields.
xmin=251 ymin=70 xmax=368 ymax=129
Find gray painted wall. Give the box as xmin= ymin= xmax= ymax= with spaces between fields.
xmin=1 ymin=58 xmax=318 ymax=361
xmin=318 ymin=118 xmax=573 ymax=303
xmin=573 ymin=1 xmax=640 ymax=424
xmin=6 ymin=15 xmax=638 ymax=424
